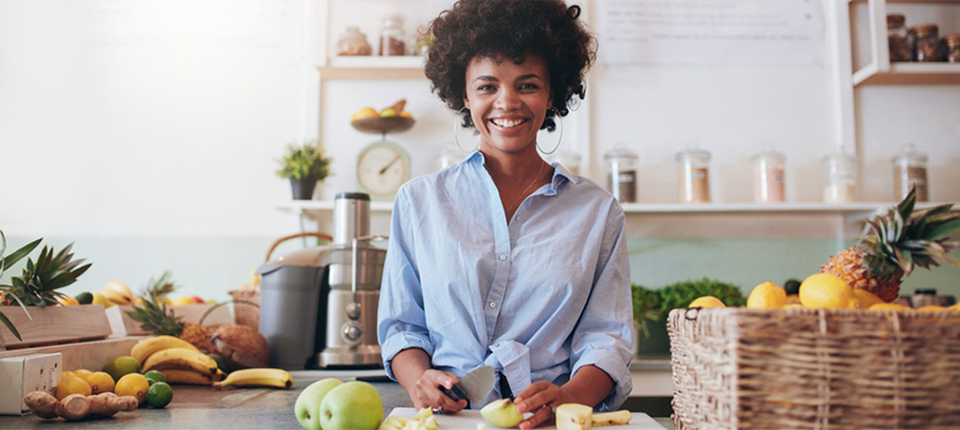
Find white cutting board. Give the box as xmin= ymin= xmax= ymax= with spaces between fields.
xmin=387 ymin=408 xmax=667 ymax=430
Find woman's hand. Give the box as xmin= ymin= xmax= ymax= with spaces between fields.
xmin=513 ymin=382 xmax=574 ymax=430
xmin=407 ymin=369 xmax=468 ymax=413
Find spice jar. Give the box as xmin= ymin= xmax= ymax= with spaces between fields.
xmin=753 ymin=150 xmax=785 ymax=203
xmin=911 ymin=24 xmax=942 ymax=62
xmin=604 ymin=146 xmax=638 ymax=203
xmin=336 ymin=26 xmax=372 ymax=56
xmin=892 ymin=144 xmax=928 ymax=202
xmin=676 ymin=149 xmax=711 ymax=204
xmin=944 ymin=34 xmax=960 ymax=63
xmin=379 ymin=14 xmax=407 ymax=56
xmin=887 ymin=14 xmax=911 ymax=62
xmin=822 ymin=150 xmax=857 ymax=203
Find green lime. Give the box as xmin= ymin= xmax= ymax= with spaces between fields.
xmin=75 ymin=292 xmax=93 ymax=305
xmin=206 ymin=353 xmax=230 ymax=373
xmin=146 ymin=382 xmax=173 ymax=408
xmin=143 ymin=370 xmax=166 ymax=385
xmin=103 ymin=356 xmax=140 ymax=382
xmin=784 ymin=278 xmax=802 ymax=296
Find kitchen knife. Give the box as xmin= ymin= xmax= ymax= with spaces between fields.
xmin=439 ymin=365 xmax=494 ymax=405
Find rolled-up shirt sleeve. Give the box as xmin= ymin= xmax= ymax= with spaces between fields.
xmin=569 ymin=204 xmax=634 ymax=411
xmin=378 ymin=187 xmax=434 ymax=381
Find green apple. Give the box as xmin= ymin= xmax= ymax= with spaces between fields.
xmin=295 ymin=378 xmax=343 ymax=430
xmin=480 ymin=398 xmax=525 ymax=428
xmin=319 ymin=381 xmax=383 ymax=430
xmin=380 ymin=108 xmax=397 ymax=117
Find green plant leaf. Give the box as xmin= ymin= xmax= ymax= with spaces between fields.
xmin=1 ymin=238 xmax=42 ymax=273
xmin=0 ymin=311 xmax=21 ymax=341
xmin=925 ymin=218 xmax=960 ymax=242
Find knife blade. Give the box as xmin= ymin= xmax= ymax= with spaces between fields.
xmin=439 ymin=365 xmax=494 ymax=405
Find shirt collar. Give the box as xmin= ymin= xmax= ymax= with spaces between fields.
xmin=462 ymin=150 xmax=579 ymax=194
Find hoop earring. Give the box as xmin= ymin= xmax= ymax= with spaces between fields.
xmin=453 ymin=107 xmax=480 ymax=153
xmin=537 ymin=107 xmax=563 ymax=155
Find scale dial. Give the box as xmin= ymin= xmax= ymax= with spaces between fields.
xmin=357 ymin=141 xmax=410 ymax=197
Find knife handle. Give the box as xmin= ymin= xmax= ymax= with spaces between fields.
xmin=439 ymin=383 xmax=467 ymax=402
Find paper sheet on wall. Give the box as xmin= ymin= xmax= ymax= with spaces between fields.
xmin=596 ymin=0 xmax=823 ymax=66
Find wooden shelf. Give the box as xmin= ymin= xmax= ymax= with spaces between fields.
xmin=854 ymin=63 xmax=960 ymax=86
xmin=317 ymin=56 xmax=426 ymax=80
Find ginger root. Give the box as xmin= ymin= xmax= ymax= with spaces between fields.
xmin=24 ymin=391 xmax=138 ymax=421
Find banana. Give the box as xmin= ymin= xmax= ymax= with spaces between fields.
xmin=105 ymin=280 xmax=133 ymax=298
xmin=160 ymin=369 xmax=214 ymax=385
xmin=592 ymin=410 xmax=632 ymax=426
xmin=130 ymin=335 xmax=200 ymax=365
xmin=142 ymin=347 xmax=218 ymax=376
xmin=97 ymin=288 xmax=133 ymax=305
xmin=212 ymin=368 xmax=294 ymax=390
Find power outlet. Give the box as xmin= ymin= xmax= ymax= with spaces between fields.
xmin=0 ymin=353 xmax=62 ymax=415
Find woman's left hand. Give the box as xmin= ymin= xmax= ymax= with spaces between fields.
xmin=513 ymin=381 xmax=574 ymax=430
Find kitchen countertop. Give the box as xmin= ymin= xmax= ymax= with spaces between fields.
xmin=0 ymin=371 xmax=674 ymax=429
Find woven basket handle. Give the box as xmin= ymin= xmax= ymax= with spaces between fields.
xmin=264 ymin=232 xmax=333 ymax=262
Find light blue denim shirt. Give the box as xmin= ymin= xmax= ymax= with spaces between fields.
xmin=377 ymin=151 xmax=633 ymax=411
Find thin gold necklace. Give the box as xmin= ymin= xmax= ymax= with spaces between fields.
xmin=505 ymin=161 xmax=546 ymax=216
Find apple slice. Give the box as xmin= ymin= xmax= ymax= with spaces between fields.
xmin=556 ymin=404 xmax=593 ymax=430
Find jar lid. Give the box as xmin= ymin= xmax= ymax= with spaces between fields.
xmin=340 ymin=26 xmax=366 ymax=38
xmin=944 ymin=33 xmax=960 ymax=47
xmin=911 ymin=23 xmax=938 ymax=37
xmin=821 ymin=150 xmax=856 ymax=164
xmin=675 ymin=148 xmax=710 ymax=162
xmin=603 ymin=146 xmax=638 ymax=160
xmin=382 ymin=14 xmax=404 ymax=28
xmin=886 ymin=14 xmax=905 ymax=30
xmin=892 ymin=144 xmax=928 ymax=164
xmin=751 ymin=150 xmax=784 ymax=162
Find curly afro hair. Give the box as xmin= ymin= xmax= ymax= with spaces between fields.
xmin=424 ymin=0 xmax=596 ymax=132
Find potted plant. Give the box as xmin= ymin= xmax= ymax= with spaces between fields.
xmin=0 ymin=230 xmax=107 ymax=349
xmin=275 ymin=139 xmax=333 ymax=200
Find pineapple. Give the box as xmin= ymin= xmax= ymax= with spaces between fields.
xmin=126 ymin=274 xmax=214 ymax=352
xmin=821 ymin=187 xmax=960 ymax=302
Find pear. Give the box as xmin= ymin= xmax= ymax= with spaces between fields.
xmin=295 ymin=378 xmax=342 ymax=430
xmin=555 ymin=403 xmax=593 ymax=430
xmin=480 ymin=398 xmax=524 ymax=428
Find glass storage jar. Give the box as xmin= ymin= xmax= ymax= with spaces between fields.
xmin=822 ymin=150 xmax=857 ymax=203
xmin=892 ymin=144 xmax=929 ymax=202
xmin=887 ymin=14 xmax=911 ymax=62
xmin=336 ymin=26 xmax=372 ymax=56
xmin=676 ymin=149 xmax=711 ymax=204
xmin=379 ymin=14 xmax=407 ymax=56
xmin=604 ymin=146 xmax=638 ymax=203
xmin=911 ymin=23 xmax=942 ymax=62
xmin=752 ymin=150 xmax=785 ymax=203
xmin=944 ymin=34 xmax=960 ymax=63
xmin=554 ymin=149 xmax=582 ymax=176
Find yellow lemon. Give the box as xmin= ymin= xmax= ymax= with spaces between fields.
xmin=853 ymin=289 xmax=885 ymax=309
xmin=73 ymin=369 xmax=93 ymax=380
xmin=115 ymin=373 xmax=150 ymax=405
xmin=61 ymin=371 xmax=77 ymax=380
xmin=787 ymin=294 xmax=801 ymax=304
xmin=747 ymin=281 xmax=788 ymax=309
xmin=784 ymin=303 xmax=806 ymax=309
xmin=57 ymin=295 xmax=79 ymax=306
xmin=869 ymin=303 xmax=913 ymax=311
xmin=351 ymin=107 xmax=379 ymax=121
xmin=399 ymin=110 xmax=413 ymax=119
xmin=83 ymin=371 xmax=116 ymax=395
xmin=90 ymin=292 xmax=115 ymax=309
xmin=56 ymin=376 xmax=92 ymax=400
xmin=949 ymin=303 xmax=960 ymax=312
xmin=171 ymin=296 xmax=197 ymax=306
xmin=799 ymin=273 xmax=857 ymax=309
xmin=688 ymin=296 xmax=726 ymax=309
xmin=917 ymin=305 xmax=947 ymax=312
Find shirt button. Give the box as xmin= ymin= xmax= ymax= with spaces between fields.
xmin=498 ymin=255 xmax=506 ymax=261
xmin=489 ymin=302 xmax=496 ymax=308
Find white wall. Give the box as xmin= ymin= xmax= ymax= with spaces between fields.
xmin=2 ymin=0 xmax=958 ymax=300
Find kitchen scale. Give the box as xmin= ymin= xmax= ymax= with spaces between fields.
xmin=352 ymin=116 xmax=414 ymax=201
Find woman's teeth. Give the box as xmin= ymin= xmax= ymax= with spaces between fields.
xmin=491 ymin=118 xmax=526 ymax=128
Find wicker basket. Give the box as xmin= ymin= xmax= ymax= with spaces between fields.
xmin=668 ymin=307 xmax=960 ymax=430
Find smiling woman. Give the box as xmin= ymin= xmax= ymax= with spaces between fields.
xmin=377 ymin=2 xmax=634 ymax=429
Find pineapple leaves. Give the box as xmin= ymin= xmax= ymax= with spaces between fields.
xmin=894 ymin=248 xmax=914 ymax=276
xmin=0 ymin=238 xmax=42 ymax=275
xmin=897 ymin=186 xmax=916 ymax=220
xmin=0 ymin=311 xmax=21 ymax=340
xmin=925 ymin=217 xmax=960 ymax=242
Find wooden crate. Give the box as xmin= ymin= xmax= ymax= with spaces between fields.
xmin=0 ymin=305 xmax=112 ymax=350
xmin=668 ymin=307 xmax=960 ymax=430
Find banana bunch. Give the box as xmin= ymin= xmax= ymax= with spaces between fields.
xmin=130 ymin=336 xmax=220 ymax=385
xmin=96 ymin=280 xmax=134 ymax=306
xmin=212 ymin=368 xmax=294 ymax=390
